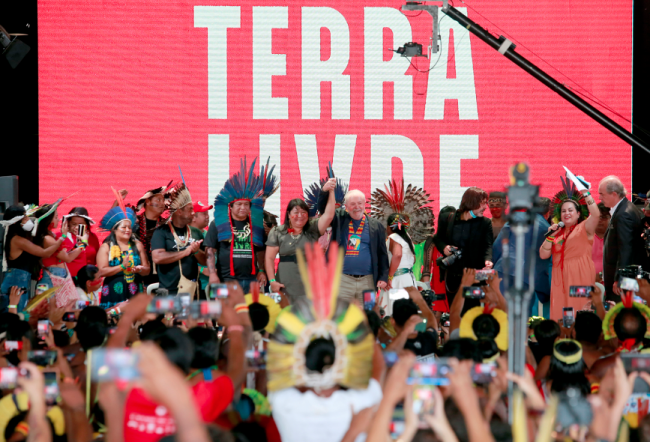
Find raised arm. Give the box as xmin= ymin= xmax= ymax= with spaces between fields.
xmin=582 ymin=189 xmax=601 ymax=237
xmin=450 ymin=269 xmax=476 ymax=332
xmin=318 ymin=178 xmax=337 ymax=235
xmin=13 ymin=235 xmax=64 ymax=258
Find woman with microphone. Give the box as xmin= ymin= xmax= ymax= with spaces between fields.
xmin=540 ymin=174 xmax=600 ymax=320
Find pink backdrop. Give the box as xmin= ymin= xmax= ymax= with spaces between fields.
xmin=38 ymin=0 xmax=633 ymax=228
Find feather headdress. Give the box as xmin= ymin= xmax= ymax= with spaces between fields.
xmin=29 ymin=192 xmax=79 ymax=237
xmin=369 ymin=179 xmax=434 ymax=244
xmin=260 ymin=157 xmax=280 ymax=201
xmin=550 ymin=175 xmax=589 ymax=224
xmin=266 ymin=242 xmax=374 ymax=392
xmin=136 ymin=180 xmax=174 ymax=212
xmin=603 ymin=292 xmax=650 ymax=347
xmin=100 ymin=187 xmax=137 ymax=231
xmin=459 ymin=305 xmax=509 ymax=351
xmin=303 ymin=162 xmax=349 ymax=217
xmin=162 ymin=182 xmax=192 ymax=224
xmin=213 ymin=157 xmax=266 ymax=274
xmin=245 ymin=283 xmax=282 ymax=333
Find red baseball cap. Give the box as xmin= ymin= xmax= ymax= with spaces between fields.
xmin=193 ymin=201 xmax=213 ymax=213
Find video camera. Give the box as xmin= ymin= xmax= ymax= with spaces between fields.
xmin=436 ymin=246 xmax=462 ymax=269
xmin=506 ymin=162 xmax=543 ymax=225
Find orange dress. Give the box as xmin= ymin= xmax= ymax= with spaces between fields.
xmin=549 ymin=221 xmax=596 ymax=320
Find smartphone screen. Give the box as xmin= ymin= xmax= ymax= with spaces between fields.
xmin=472 ymin=362 xmax=498 ymax=384
xmin=28 ymin=350 xmax=58 ymax=367
xmin=620 ymin=354 xmax=650 ymax=373
xmin=412 ymin=384 xmax=436 ymax=427
xmin=389 ymin=403 xmax=405 ymax=440
xmin=90 ymin=348 xmax=141 ymax=382
xmin=76 ymin=300 xmax=90 ymax=310
xmin=363 ymin=290 xmax=376 ymax=310
xmin=77 ymin=224 xmax=86 ymax=237
xmin=569 ymin=286 xmax=593 ymax=297
xmin=146 ymin=296 xmax=180 ymax=314
xmin=384 ymin=351 xmax=398 ymax=368
xmin=620 ymin=277 xmax=640 ymax=292
xmin=563 ymin=307 xmax=575 ymax=327
xmin=462 ymin=286 xmax=485 ymax=299
xmin=408 ymin=360 xmax=452 ymax=386
xmin=0 ymin=368 xmax=19 ymax=389
xmin=37 ymin=320 xmax=50 ymax=338
xmin=63 ymin=312 xmax=77 ymax=322
xmin=43 ymin=372 xmax=59 ymax=406
xmin=245 ymin=349 xmax=266 ymax=369
xmin=209 ymin=283 xmax=229 ymax=300
xmin=4 ymin=341 xmax=23 ymax=351
xmin=414 ymin=319 xmax=427 ymax=333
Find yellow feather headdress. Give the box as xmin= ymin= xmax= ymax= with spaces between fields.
xmin=266 ymin=242 xmax=374 ymax=392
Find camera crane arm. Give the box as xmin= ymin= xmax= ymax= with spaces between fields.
xmin=431 ymin=2 xmax=649 ymax=155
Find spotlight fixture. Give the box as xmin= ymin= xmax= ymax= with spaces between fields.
xmin=0 ymin=25 xmax=31 ymax=69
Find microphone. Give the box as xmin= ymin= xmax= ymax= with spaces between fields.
xmin=544 ymin=221 xmax=565 ymax=238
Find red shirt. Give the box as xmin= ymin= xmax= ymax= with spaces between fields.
xmin=123 ymin=375 xmax=234 ymax=442
xmin=85 ymin=231 xmax=100 ymax=266
xmin=41 ymin=232 xmax=73 ymax=268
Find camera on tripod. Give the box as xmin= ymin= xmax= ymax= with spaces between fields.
xmin=437 ymin=246 xmax=462 ymax=269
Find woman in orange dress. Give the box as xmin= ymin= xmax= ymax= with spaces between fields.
xmin=540 ymin=176 xmax=601 ymax=320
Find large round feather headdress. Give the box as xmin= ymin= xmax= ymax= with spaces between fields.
xmin=368 ymin=179 xmax=435 ymax=244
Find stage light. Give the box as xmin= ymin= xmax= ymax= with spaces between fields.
xmin=1 ymin=25 xmax=31 ymax=69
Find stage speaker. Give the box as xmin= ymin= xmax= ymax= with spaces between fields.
xmin=0 ymin=175 xmax=19 ymax=217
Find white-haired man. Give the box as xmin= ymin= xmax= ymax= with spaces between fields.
xmin=318 ymin=188 xmax=389 ymax=302
xmin=599 ymin=175 xmax=647 ymax=301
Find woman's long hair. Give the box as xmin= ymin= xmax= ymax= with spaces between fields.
xmin=3 ymin=205 xmax=29 ymax=259
xmin=102 ymin=224 xmax=139 ymax=261
xmin=32 ymin=205 xmax=57 ymax=247
xmin=547 ymin=340 xmax=590 ymax=396
xmin=387 ymin=213 xmax=415 ymax=254
xmin=281 ymin=199 xmax=310 ymax=231
xmin=534 ymin=320 xmax=561 ymax=358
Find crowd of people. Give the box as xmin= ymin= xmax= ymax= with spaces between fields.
xmin=1 ymin=158 xmax=650 ymax=442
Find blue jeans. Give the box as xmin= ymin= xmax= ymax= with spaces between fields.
xmin=0 ymin=268 xmax=32 ymax=313
xmin=38 ymin=266 xmax=68 ymax=289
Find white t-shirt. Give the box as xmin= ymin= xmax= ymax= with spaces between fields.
xmin=268 ymin=378 xmax=383 ymax=442
xmin=387 ymin=233 xmax=415 ymax=269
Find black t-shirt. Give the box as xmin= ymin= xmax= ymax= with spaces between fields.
xmin=204 ymin=219 xmax=258 ymax=280
xmin=150 ymin=224 xmax=204 ymax=294
xmin=405 ymin=331 xmax=439 ymax=357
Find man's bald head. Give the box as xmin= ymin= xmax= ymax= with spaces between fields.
xmin=598 ymin=175 xmax=626 ymax=208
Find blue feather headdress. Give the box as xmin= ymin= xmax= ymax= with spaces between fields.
xmin=303 ymin=162 xmax=349 ymax=217
xmin=260 ymin=157 xmax=280 ymax=201
xmin=100 ymin=187 xmax=137 ymax=231
xmin=213 ymin=158 xmax=266 ymax=275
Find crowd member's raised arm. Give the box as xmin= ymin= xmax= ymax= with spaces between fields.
xmin=138 ymin=342 xmax=211 ymax=442
xmin=366 ymin=352 xmax=416 ymax=442
xmin=450 ymin=269 xmax=476 ymax=332
xmin=221 ymin=281 xmax=253 ymax=391
xmin=106 ymin=293 xmax=152 ymax=348
xmin=16 ymin=362 xmax=53 ymax=442
xmin=447 ymin=359 xmax=495 ymax=442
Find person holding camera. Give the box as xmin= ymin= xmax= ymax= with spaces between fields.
xmin=431 ymin=187 xmax=494 ymax=308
